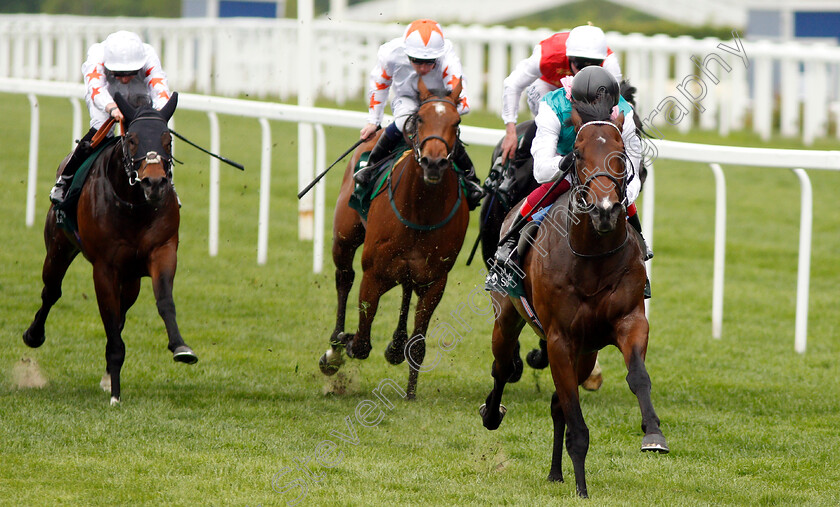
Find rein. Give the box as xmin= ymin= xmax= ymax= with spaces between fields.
xmin=387 ymin=156 xmax=463 ymax=231
xmin=386 ymin=95 xmax=463 ymax=231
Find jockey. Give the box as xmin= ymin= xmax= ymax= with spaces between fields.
xmin=499 ymin=24 xmax=621 ymax=165
xmin=489 ymin=66 xmax=652 ymax=295
xmin=50 ymin=30 xmax=172 ymax=204
xmin=355 ymin=19 xmax=485 ymax=210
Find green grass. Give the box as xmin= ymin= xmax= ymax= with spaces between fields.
xmin=1 ymin=93 xmax=840 ymax=506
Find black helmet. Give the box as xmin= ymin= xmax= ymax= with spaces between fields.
xmin=570 ymin=66 xmax=619 ymax=107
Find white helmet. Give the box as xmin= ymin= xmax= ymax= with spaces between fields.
xmin=403 ymin=19 xmax=447 ymax=60
xmin=566 ymin=25 xmax=608 ymax=61
xmin=103 ymin=31 xmax=146 ymax=72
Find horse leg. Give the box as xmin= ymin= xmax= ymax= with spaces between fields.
xmin=480 ymin=294 xmax=525 ymax=429
xmin=92 ymin=264 xmax=126 ymax=405
xmin=403 ymin=277 xmax=451 ymax=400
xmin=119 ymin=278 xmax=142 ymax=332
xmin=100 ymin=277 xmax=142 ymax=396
xmin=346 ymin=272 xmax=395 ymax=361
xmin=24 ymin=220 xmax=79 ymax=348
xmin=149 ymin=244 xmax=197 ymax=364
xmin=547 ymin=336 xmax=589 ymax=498
xmin=330 ymin=219 xmax=364 ymax=345
xmin=384 ymin=284 xmax=412 ymax=365
xmin=548 ymin=391 xmax=565 ymax=483
xmin=616 ymin=313 xmax=669 ymax=453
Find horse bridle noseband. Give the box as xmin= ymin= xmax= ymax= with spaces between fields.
xmin=120 ymin=115 xmax=174 ymax=186
xmin=406 ymin=97 xmax=459 ymax=164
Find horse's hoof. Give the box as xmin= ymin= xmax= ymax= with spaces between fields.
xmin=173 ymin=346 xmax=198 ymax=364
xmin=331 ymin=332 xmax=350 ymax=348
xmin=22 ymin=327 xmax=45 ymax=348
xmin=383 ymin=341 xmax=405 ymax=365
xmin=345 ymin=337 xmax=371 ymax=360
xmin=319 ymin=348 xmax=344 ymax=376
xmin=581 ymin=371 xmax=603 ymax=391
xmin=110 ymin=396 xmax=121 ymax=407
xmin=547 ymin=470 xmax=564 ymax=483
xmin=479 ymin=403 xmax=507 ymax=430
xmin=525 ymin=348 xmax=548 ymax=369
xmin=641 ymin=433 xmax=669 ymax=453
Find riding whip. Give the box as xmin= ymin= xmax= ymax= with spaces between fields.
xmin=297 ymin=126 xmax=381 ymax=200
xmin=465 ymin=157 xmax=507 ymax=266
xmin=169 ymin=129 xmax=245 ymax=171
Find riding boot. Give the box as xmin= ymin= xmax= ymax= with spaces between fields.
xmin=355 ymin=123 xmax=401 ymax=187
xmin=50 ymin=127 xmax=97 ymax=204
xmin=627 ymin=213 xmax=652 ymax=299
xmin=452 ymin=140 xmax=484 ymax=210
xmin=627 ymin=212 xmax=653 ymax=261
xmin=483 ymin=227 xmax=517 ymax=292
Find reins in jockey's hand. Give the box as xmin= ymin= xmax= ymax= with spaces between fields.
xmin=169 ymin=128 xmax=245 ymax=171
xmin=297 ymin=125 xmax=381 ymax=200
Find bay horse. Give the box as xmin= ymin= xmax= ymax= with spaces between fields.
xmin=479 ymin=98 xmax=668 ymax=497
xmin=23 ymin=92 xmax=197 ymax=406
xmin=477 ymin=80 xmax=646 ymax=379
xmin=320 ymin=78 xmax=469 ymax=399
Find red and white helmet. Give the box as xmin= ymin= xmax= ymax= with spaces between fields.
xmin=566 ymin=25 xmax=608 ymax=61
xmin=103 ymin=31 xmax=146 ymax=72
xmin=403 ymin=19 xmax=447 ymax=60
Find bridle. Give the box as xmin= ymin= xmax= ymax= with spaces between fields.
xmin=567 ymin=119 xmax=630 ymax=258
xmin=387 ymin=96 xmax=464 ymax=231
xmin=405 ymin=97 xmax=459 ymax=165
xmin=120 ymin=114 xmax=173 ymax=186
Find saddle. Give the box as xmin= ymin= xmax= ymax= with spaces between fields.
xmin=54 ymin=137 xmax=120 ymax=233
xmin=347 ymin=146 xmax=410 ymax=221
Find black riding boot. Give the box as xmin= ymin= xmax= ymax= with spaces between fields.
xmin=452 ymin=140 xmax=484 ymax=210
xmin=627 ymin=212 xmax=652 ymax=299
xmin=627 ymin=213 xmax=653 ymax=261
xmin=50 ymin=127 xmax=97 ymax=204
xmin=355 ymin=124 xmax=401 ymax=187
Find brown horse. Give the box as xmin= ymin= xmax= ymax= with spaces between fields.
xmin=23 ymin=92 xmax=197 ymax=405
xmin=320 ymin=78 xmax=469 ymax=398
xmin=480 ymin=99 xmax=668 ymax=497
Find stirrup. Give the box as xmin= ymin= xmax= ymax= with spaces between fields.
xmin=49 ymin=175 xmax=73 ymax=204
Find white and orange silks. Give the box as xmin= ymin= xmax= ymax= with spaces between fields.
xmin=365 ymin=32 xmax=471 ymax=132
xmin=82 ymin=34 xmax=171 ymax=130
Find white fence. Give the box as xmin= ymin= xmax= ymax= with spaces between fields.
xmin=2 ymin=14 xmax=840 ymax=144
xmin=3 ymin=78 xmax=839 ymax=353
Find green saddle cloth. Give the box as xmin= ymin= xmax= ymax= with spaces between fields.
xmin=54 ymin=137 xmax=120 ymax=233
xmin=348 ymin=142 xmax=410 ymax=221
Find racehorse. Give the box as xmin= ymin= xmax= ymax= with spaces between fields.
xmin=320 ymin=78 xmax=469 ymax=399
xmin=23 ymin=92 xmax=197 ymax=406
xmin=478 ymin=80 xmax=645 ymax=378
xmin=479 ymin=98 xmax=668 ymax=497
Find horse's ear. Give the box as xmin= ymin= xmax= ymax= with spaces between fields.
xmin=448 ymin=78 xmax=463 ymax=105
xmin=418 ymin=76 xmax=432 ymax=101
xmin=613 ymin=111 xmax=625 ymax=130
xmin=113 ymin=92 xmax=135 ymax=123
xmin=159 ymin=91 xmax=178 ymax=122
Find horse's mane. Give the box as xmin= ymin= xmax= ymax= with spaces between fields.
xmin=571 ymin=99 xmax=614 ymax=124
xmin=619 ymin=79 xmax=636 ymax=108
xmin=425 ymin=87 xmax=451 ymax=100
